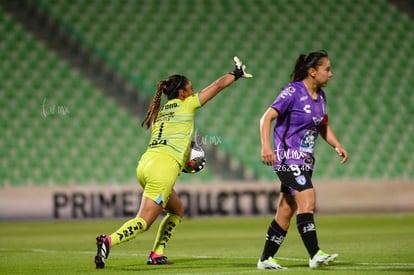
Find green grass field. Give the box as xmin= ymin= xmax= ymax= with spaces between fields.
xmin=1 ymin=214 xmax=413 ymax=274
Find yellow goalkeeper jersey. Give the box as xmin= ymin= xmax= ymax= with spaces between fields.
xmin=146 ymin=94 xmax=201 ymax=167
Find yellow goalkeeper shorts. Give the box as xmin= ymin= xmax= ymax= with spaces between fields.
xmin=136 ymin=151 xmax=180 ymax=208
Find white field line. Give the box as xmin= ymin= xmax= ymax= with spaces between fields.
xmin=1 ymin=247 xmax=413 ymax=273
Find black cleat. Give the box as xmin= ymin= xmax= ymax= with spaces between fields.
xmin=147 ymin=251 xmax=173 ymax=265
xmin=94 ymin=235 xmax=111 ymax=269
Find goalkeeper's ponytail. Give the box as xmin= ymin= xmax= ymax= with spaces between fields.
xmin=141 ymin=81 xmax=164 ymax=130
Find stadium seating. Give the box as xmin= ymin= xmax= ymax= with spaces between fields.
xmin=1 ymin=0 xmax=413 ymax=187
xmin=0 ymin=8 xmax=148 ymax=186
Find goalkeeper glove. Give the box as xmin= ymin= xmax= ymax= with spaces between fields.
xmin=229 ymin=56 xmax=253 ymax=80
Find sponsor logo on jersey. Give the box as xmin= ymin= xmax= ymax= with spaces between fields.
xmin=280 ymin=86 xmax=296 ymax=99
xmin=300 ymin=127 xmax=317 ymax=153
xmin=312 ymin=116 xmax=324 ymax=125
xmin=304 ymin=157 xmax=314 ymax=166
xmin=162 ymin=102 xmax=178 ymax=110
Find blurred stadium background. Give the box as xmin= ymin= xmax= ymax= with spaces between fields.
xmin=0 ymin=0 xmax=413 ymax=219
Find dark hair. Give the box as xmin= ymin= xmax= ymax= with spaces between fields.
xmin=163 ymin=74 xmax=187 ymax=100
xmin=290 ymin=50 xmax=329 ymax=82
xmin=141 ymin=74 xmax=188 ymax=129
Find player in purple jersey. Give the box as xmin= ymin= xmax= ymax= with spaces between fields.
xmin=257 ymin=51 xmax=348 ymax=270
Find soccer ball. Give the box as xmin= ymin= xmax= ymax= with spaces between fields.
xmin=182 ymin=141 xmax=206 ymax=173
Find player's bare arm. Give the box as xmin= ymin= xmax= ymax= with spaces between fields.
xmin=320 ymin=123 xmax=348 ymax=163
xmin=260 ymin=108 xmax=279 ymax=166
xmin=198 ymin=74 xmax=236 ymax=105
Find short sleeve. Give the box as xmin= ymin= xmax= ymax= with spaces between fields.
xmin=184 ymin=93 xmax=202 ymax=111
xmin=271 ymin=85 xmax=297 ymax=116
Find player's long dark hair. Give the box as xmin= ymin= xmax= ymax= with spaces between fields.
xmin=141 ymin=74 xmax=187 ymax=129
xmin=291 ymin=50 xmax=328 ymax=82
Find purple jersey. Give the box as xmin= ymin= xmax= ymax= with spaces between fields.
xmin=271 ymin=81 xmax=327 ymax=170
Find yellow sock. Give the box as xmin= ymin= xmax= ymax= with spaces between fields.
xmin=152 ymin=213 xmax=181 ymax=255
xmin=110 ymin=217 xmax=147 ymax=247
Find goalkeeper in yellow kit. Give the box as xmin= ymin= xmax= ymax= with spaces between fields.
xmin=94 ymin=57 xmax=252 ymax=269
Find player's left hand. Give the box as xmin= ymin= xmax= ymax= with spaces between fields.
xmin=335 ymin=146 xmax=348 ymax=164
xmin=230 ymin=56 xmax=253 ymax=79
